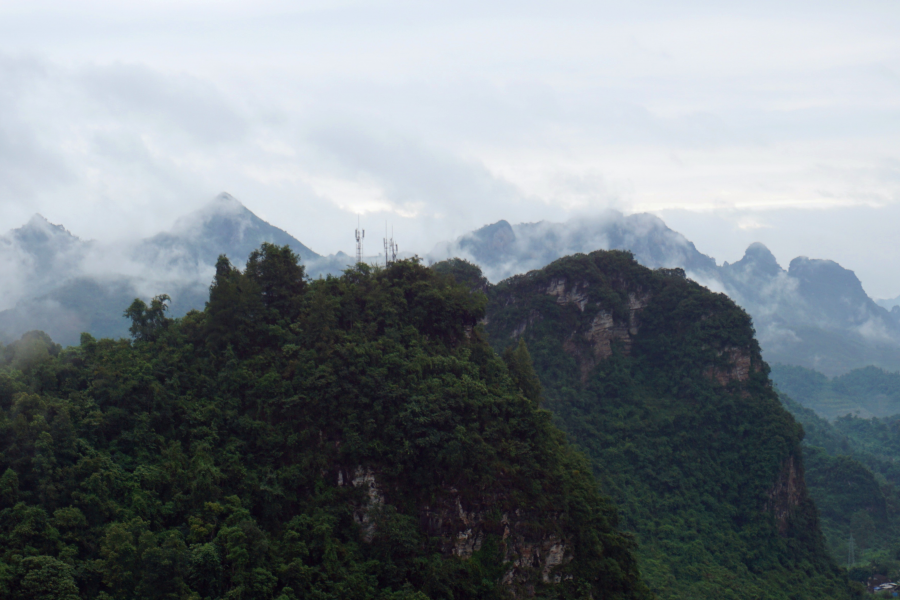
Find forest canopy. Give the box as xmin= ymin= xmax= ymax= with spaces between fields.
xmin=0 ymin=244 xmax=648 ymax=600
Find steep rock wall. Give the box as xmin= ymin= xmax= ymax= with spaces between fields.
xmin=478 ymin=251 xmax=849 ymax=598
xmin=766 ymin=453 xmax=805 ymax=534
xmin=339 ymin=466 xmax=571 ymax=589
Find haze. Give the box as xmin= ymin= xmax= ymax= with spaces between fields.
xmin=2 ymin=1 xmax=900 ymax=296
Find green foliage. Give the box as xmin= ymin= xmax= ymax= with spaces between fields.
xmin=0 ymin=331 xmax=61 ymax=373
xmin=502 ymin=339 xmax=542 ymax=405
xmin=430 ymin=258 xmax=490 ymax=294
xmin=124 ymin=294 xmax=173 ymax=343
xmin=0 ymin=246 xmax=648 ymax=600
xmin=16 ymin=555 xmax=80 ymax=600
xmin=779 ymin=388 xmax=900 ymax=573
xmin=771 ymin=363 xmax=900 ymax=419
xmin=478 ymin=250 xmax=857 ymax=600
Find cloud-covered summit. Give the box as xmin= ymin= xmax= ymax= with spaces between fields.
xmin=3 ymin=197 xmax=900 ymax=377
xmin=429 ymin=210 xmax=714 ymax=283
xmin=0 ymin=214 xmax=92 ymax=311
xmin=137 ymin=192 xmax=320 ymax=274
xmin=432 ymin=217 xmax=900 ymax=376
xmin=0 ymin=193 xmax=346 ymax=346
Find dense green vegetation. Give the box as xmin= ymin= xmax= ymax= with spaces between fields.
xmin=779 ymin=392 xmax=900 ymax=579
xmin=0 ymin=245 xmax=649 ymax=600
xmin=772 ymin=362 xmax=900 ymax=577
xmin=469 ymin=251 xmax=857 ymax=600
xmin=771 ymin=363 xmax=900 ymax=419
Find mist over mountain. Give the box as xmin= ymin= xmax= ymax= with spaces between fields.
xmin=429 ymin=211 xmax=715 ymax=283
xmin=3 ymin=195 xmax=899 ymax=377
xmin=0 ymin=215 xmax=93 ymax=311
xmin=431 ymin=216 xmax=900 ymax=376
xmin=136 ymin=193 xmax=320 ymax=270
xmin=0 ymin=193 xmax=358 ymax=346
xmin=725 ymin=249 xmax=900 ymax=376
xmin=876 ymin=294 xmax=900 ymax=324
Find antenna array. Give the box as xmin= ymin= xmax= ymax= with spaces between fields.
xmin=355 ymin=217 xmax=365 ymax=265
xmin=383 ymin=225 xmax=398 ymax=267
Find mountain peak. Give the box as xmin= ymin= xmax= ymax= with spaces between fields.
xmin=745 ymin=242 xmax=775 ymax=260
xmin=725 ymin=242 xmax=782 ymax=277
xmin=157 ymin=192 xmax=319 ymax=262
xmin=28 ymin=213 xmax=51 ymax=225
xmin=14 ymin=214 xmax=78 ymax=243
xmin=787 ymin=256 xmax=877 ymax=323
xmin=744 ymin=242 xmax=780 ymax=267
xmin=788 ymin=256 xmax=862 ymax=289
xmin=471 ymin=219 xmax=515 ymax=243
xmin=456 ymin=220 xmax=517 ymax=265
xmin=207 ymin=191 xmax=248 ymax=214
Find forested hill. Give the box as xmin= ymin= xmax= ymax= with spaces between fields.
xmin=437 ymin=252 xmax=859 ymax=599
xmin=771 ymin=363 xmax=900 ymax=419
xmin=778 ymin=393 xmax=900 ymax=577
xmin=0 ymin=245 xmax=649 ymax=600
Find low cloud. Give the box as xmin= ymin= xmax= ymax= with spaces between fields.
xmin=429 ymin=210 xmax=712 ymax=283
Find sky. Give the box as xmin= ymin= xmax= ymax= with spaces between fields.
xmin=2 ymin=1 xmax=900 ymax=297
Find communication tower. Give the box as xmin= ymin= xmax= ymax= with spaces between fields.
xmin=355 ymin=216 xmax=365 ymax=265
xmin=383 ymin=224 xmax=398 ymax=267
xmin=847 ymin=533 xmax=856 ymax=568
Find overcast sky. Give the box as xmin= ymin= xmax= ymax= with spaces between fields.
xmin=2 ymin=1 xmax=900 ymax=296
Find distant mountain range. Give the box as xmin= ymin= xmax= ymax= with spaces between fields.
xmin=430 ymin=214 xmax=900 ymax=376
xmin=0 ymin=193 xmax=359 ymax=345
xmin=2 ymin=192 xmax=899 ymax=376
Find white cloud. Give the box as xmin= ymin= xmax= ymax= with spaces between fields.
xmin=0 ymin=1 xmax=899 ymax=295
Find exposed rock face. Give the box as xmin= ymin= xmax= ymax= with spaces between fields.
xmin=511 ymin=309 xmax=543 ymax=339
xmin=511 ymin=273 xmax=765 ymax=390
xmin=337 ymin=466 xmax=383 ymax=542
xmin=705 ymin=347 xmax=757 ymax=386
xmin=541 ymin=277 xmax=650 ymax=380
xmin=546 ymin=277 xmax=590 ymax=311
xmin=340 ymin=469 xmax=571 ymax=589
xmin=766 ymin=454 xmax=804 ymax=534
xmin=421 ymin=489 xmax=571 ymax=586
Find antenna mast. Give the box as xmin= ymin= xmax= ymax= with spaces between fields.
xmin=847 ymin=533 xmax=856 ymax=568
xmin=355 ymin=216 xmax=365 ymax=265
xmin=383 ymin=224 xmax=398 ymax=267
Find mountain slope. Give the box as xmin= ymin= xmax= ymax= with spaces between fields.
xmin=0 ymin=215 xmax=92 ymax=311
xmin=771 ymin=363 xmax=900 ymax=420
xmin=137 ymin=192 xmax=320 ymax=268
xmin=435 ymin=216 xmax=900 ymax=376
xmin=778 ymin=392 xmax=900 ymax=577
xmin=723 ymin=247 xmax=900 ymax=375
xmin=459 ymin=251 xmax=857 ymax=599
xmin=0 ymin=250 xmax=650 ymax=599
xmin=0 ymin=194 xmax=341 ymax=346
xmin=430 ymin=211 xmax=715 ymax=283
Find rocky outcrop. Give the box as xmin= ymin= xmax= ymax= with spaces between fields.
xmin=340 ymin=468 xmax=572 ymax=589
xmin=766 ymin=454 xmax=804 ymax=534
xmin=421 ymin=488 xmax=571 ymax=586
xmin=705 ymin=346 xmax=757 ymax=386
xmin=546 ymin=277 xmax=590 ymax=311
xmin=337 ymin=466 xmax=383 ymax=542
xmin=543 ymin=277 xmax=650 ymax=380
xmin=511 ymin=309 xmax=543 ymax=339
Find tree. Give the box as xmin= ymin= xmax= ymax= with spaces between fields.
xmin=851 ymin=509 xmax=876 ymax=552
xmin=16 ymin=556 xmax=80 ymax=600
xmin=244 ymin=243 xmax=306 ymax=323
xmin=503 ymin=338 xmax=543 ymax=404
xmin=1 ymin=331 xmax=60 ymax=372
xmin=124 ymin=294 xmax=172 ymax=342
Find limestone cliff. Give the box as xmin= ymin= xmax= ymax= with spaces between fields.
xmin=338 ymin=465 xmax=572 ymax=589
xmin=474 ymin=250 xmax=850 ymax=599
xmin=766 ymin=453 xmax=805 ymax=534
